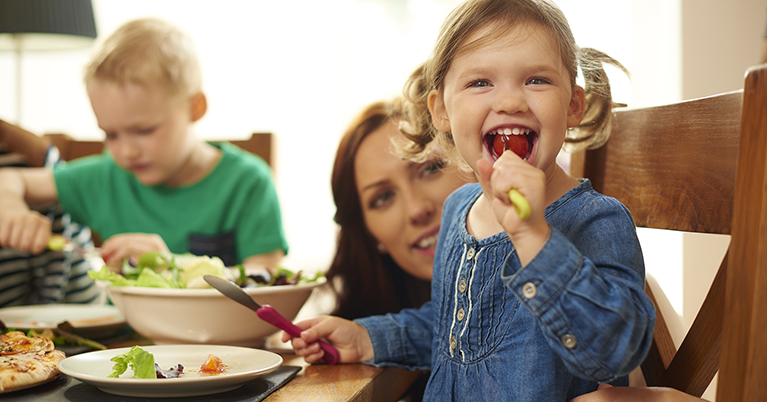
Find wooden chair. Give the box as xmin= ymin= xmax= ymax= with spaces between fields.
xmin=569 ymin=64 xmax=767 ymax=401
xmin=43 ymin=132 xmax=273 ymax=166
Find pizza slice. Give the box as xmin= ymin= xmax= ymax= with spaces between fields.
xmin=0 ymin=331 xmax=66 ymax=393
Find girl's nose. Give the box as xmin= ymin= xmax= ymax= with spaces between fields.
xmin=492 ymin=87 xmax=529 ymax=115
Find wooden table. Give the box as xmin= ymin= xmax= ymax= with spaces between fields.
xmin=266 ymin=351 xmax=424 ymax=402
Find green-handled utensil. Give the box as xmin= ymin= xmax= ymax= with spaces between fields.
xmin=508 ymin=189 xmax=531 ymax=219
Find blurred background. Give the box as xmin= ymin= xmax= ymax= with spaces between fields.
xmin=0 ymin=1 xmax=765 ymax=397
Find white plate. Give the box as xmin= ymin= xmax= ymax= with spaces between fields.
xmin=58 ymin=345 xmax=283 ymax=397
xmin=0 ymin=304 xmax=125 ymax=330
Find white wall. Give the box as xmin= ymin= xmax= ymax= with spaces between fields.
xmin=0 ymin=0 xmax=638 ymax=275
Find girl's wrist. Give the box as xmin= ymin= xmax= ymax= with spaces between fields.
xmin=509 ymin=222 xmax=550 ymax=266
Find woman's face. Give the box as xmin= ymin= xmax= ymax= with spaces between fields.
xmin=355 ymin=121 xmax=469 ymax=280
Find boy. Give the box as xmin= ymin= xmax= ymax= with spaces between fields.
xmin=0 ymin=19 xmax=288 ymax=272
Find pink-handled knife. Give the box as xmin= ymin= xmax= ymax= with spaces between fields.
xmin=203 ymin=274 xmax=339 ymax=365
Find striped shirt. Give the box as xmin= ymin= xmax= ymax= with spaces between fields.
xmin=0 ymin=147 xmax=102 ymax=307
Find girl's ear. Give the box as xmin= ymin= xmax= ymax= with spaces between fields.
xmin=427 ymin=90 xmax=451 ymax=132
xmin=190 ymin=92 xmax=208 ymax=122
xmin=566 ymin=85 xmax=586 ymax=128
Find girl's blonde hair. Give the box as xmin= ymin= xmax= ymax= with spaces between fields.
xmin=400 ymin=0 xmax=627 ymax=167
xmin=84 ymin=18 xmax=202 ymax=99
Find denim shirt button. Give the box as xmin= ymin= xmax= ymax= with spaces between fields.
xmin=466 ymin=248 xmax=475 ymax=260
xmin=459 ymin=280 xmax=467 ymax=293
xmin=450 ymin=336 xmax=457 ymax=350
xmin=522 ymin=282 xmax=537 ymax=299
xmin=562 ymin=334 xmax=577 ymax=349
xmin=457 ymin=308 xmax=465 ymax=321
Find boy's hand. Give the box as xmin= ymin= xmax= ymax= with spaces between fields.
xmin=0 ymin=210 xmax=52 ymax=255
xmin=477 ymin=152 xmax=549 ymax=265
xmin=281 ymin=316 xmax=374 ymax=364
xmin=100 ymin=233 xmax=170 ymax=267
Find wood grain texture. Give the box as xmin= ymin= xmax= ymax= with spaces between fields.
xmin=569 ymin=65 xmax=767 ymax=399
xmin=583 ymin=91 xmax=742 ymax=235
xmin=266 ymin=354 xmax=421 ymax=402
xmin=718 ymin=64 xmax=767 ymax=402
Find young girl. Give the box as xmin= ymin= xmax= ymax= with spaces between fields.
xmin=284 ymin=0 xmax=655 ymax=399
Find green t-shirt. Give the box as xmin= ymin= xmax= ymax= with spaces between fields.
xmin=53 ymin=143 xmax=288 ymax=265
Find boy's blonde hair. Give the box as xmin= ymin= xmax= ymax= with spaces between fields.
xmin=399 ymin=0 xmax=627 ymax=168
xmin=84 ymin=18 xmax=202 ymax=99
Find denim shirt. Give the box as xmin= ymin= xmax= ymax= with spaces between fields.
xmin=356 ymin=180 xmax=656 ymax=401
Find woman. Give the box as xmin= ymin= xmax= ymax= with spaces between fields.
xmin=326 ymin=100 xmax=471 ymax=320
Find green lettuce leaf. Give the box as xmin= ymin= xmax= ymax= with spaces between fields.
xmin=88 ymin=267 xmax=136 ymax=287
xmin=135 ymin=267 xmax=178 ymax=288
xmin=107 ymin=345 xmax=156 ymax=379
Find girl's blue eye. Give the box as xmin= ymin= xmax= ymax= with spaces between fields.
xmin=527 ymin=77 xmax=549 ymax=85
xmin=468 ymin=79 xmax=490 ymax=88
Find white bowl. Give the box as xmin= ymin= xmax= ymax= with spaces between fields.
xmin=104 ymin=279 xmax=325 ymax=347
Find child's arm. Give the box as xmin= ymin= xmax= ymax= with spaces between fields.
xmin=281 ymin=315 xmax=374 ymax=364
xmin=241 ymin=250 xmax=285 ymax=273
xmin=0 ymin=120 xmax=51 ymax=168
xmin=0 ymin=168 xmax=59 ymax=254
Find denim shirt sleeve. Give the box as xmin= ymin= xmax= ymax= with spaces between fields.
xmin=354 ymin=301 xmax=434 ymax=370
xmin=501 ymin=200 xmax=656 ymax=382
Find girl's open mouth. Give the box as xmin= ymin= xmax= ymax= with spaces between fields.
xmin=485 ymin=127 xmax=537 ymax=161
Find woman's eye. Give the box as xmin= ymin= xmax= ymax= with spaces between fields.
xmin=369 ymin=190 xmax=394 ymax=209
xmin=420 ymin=160 xmax=446 ymax=178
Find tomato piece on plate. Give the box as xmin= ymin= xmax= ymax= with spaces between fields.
xmin=200 ymin=354 xmax=225 ymax=374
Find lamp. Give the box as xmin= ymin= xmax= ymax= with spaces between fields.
xmin=0 ymin=0 xmax=97 ymax=124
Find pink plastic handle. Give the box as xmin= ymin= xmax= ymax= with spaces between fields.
xmin=256 ymin=305 xmax=340 ymax=365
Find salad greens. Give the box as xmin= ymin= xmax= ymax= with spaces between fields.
xmin=107 ymin=345 xmax=156 ymax=379
xmin=88 ymin=252 xmax=325 ymax=289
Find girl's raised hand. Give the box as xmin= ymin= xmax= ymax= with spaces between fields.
xmin=281 ymin=315 xmax=374 ymax=364
xmin=477 ymin=152 xmax=549 ymax=265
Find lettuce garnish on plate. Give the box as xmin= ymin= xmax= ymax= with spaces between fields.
xmin=107 ymin=345 xmax=156 ymax=379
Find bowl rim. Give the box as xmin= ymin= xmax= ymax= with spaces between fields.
xmin=100 ymin=277 xmax=326 ymax=297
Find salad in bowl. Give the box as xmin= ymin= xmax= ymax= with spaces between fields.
xmin=89 ymin=253 xmax=326 ymax=347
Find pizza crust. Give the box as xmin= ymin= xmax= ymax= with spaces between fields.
xmin=0 ymin=331 xmax=66 ymax=393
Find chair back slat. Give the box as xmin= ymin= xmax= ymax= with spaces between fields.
xmin=718 ymin=64 xmax=767 ymax=402
xmin=571 ymin=64 xmax=767 ymax=400
xmin=583 ymin=91 xmax=742 ymax=235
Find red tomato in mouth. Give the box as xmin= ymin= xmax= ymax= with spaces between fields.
xmin=493 ymin=134 xmax=529 ymax=159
